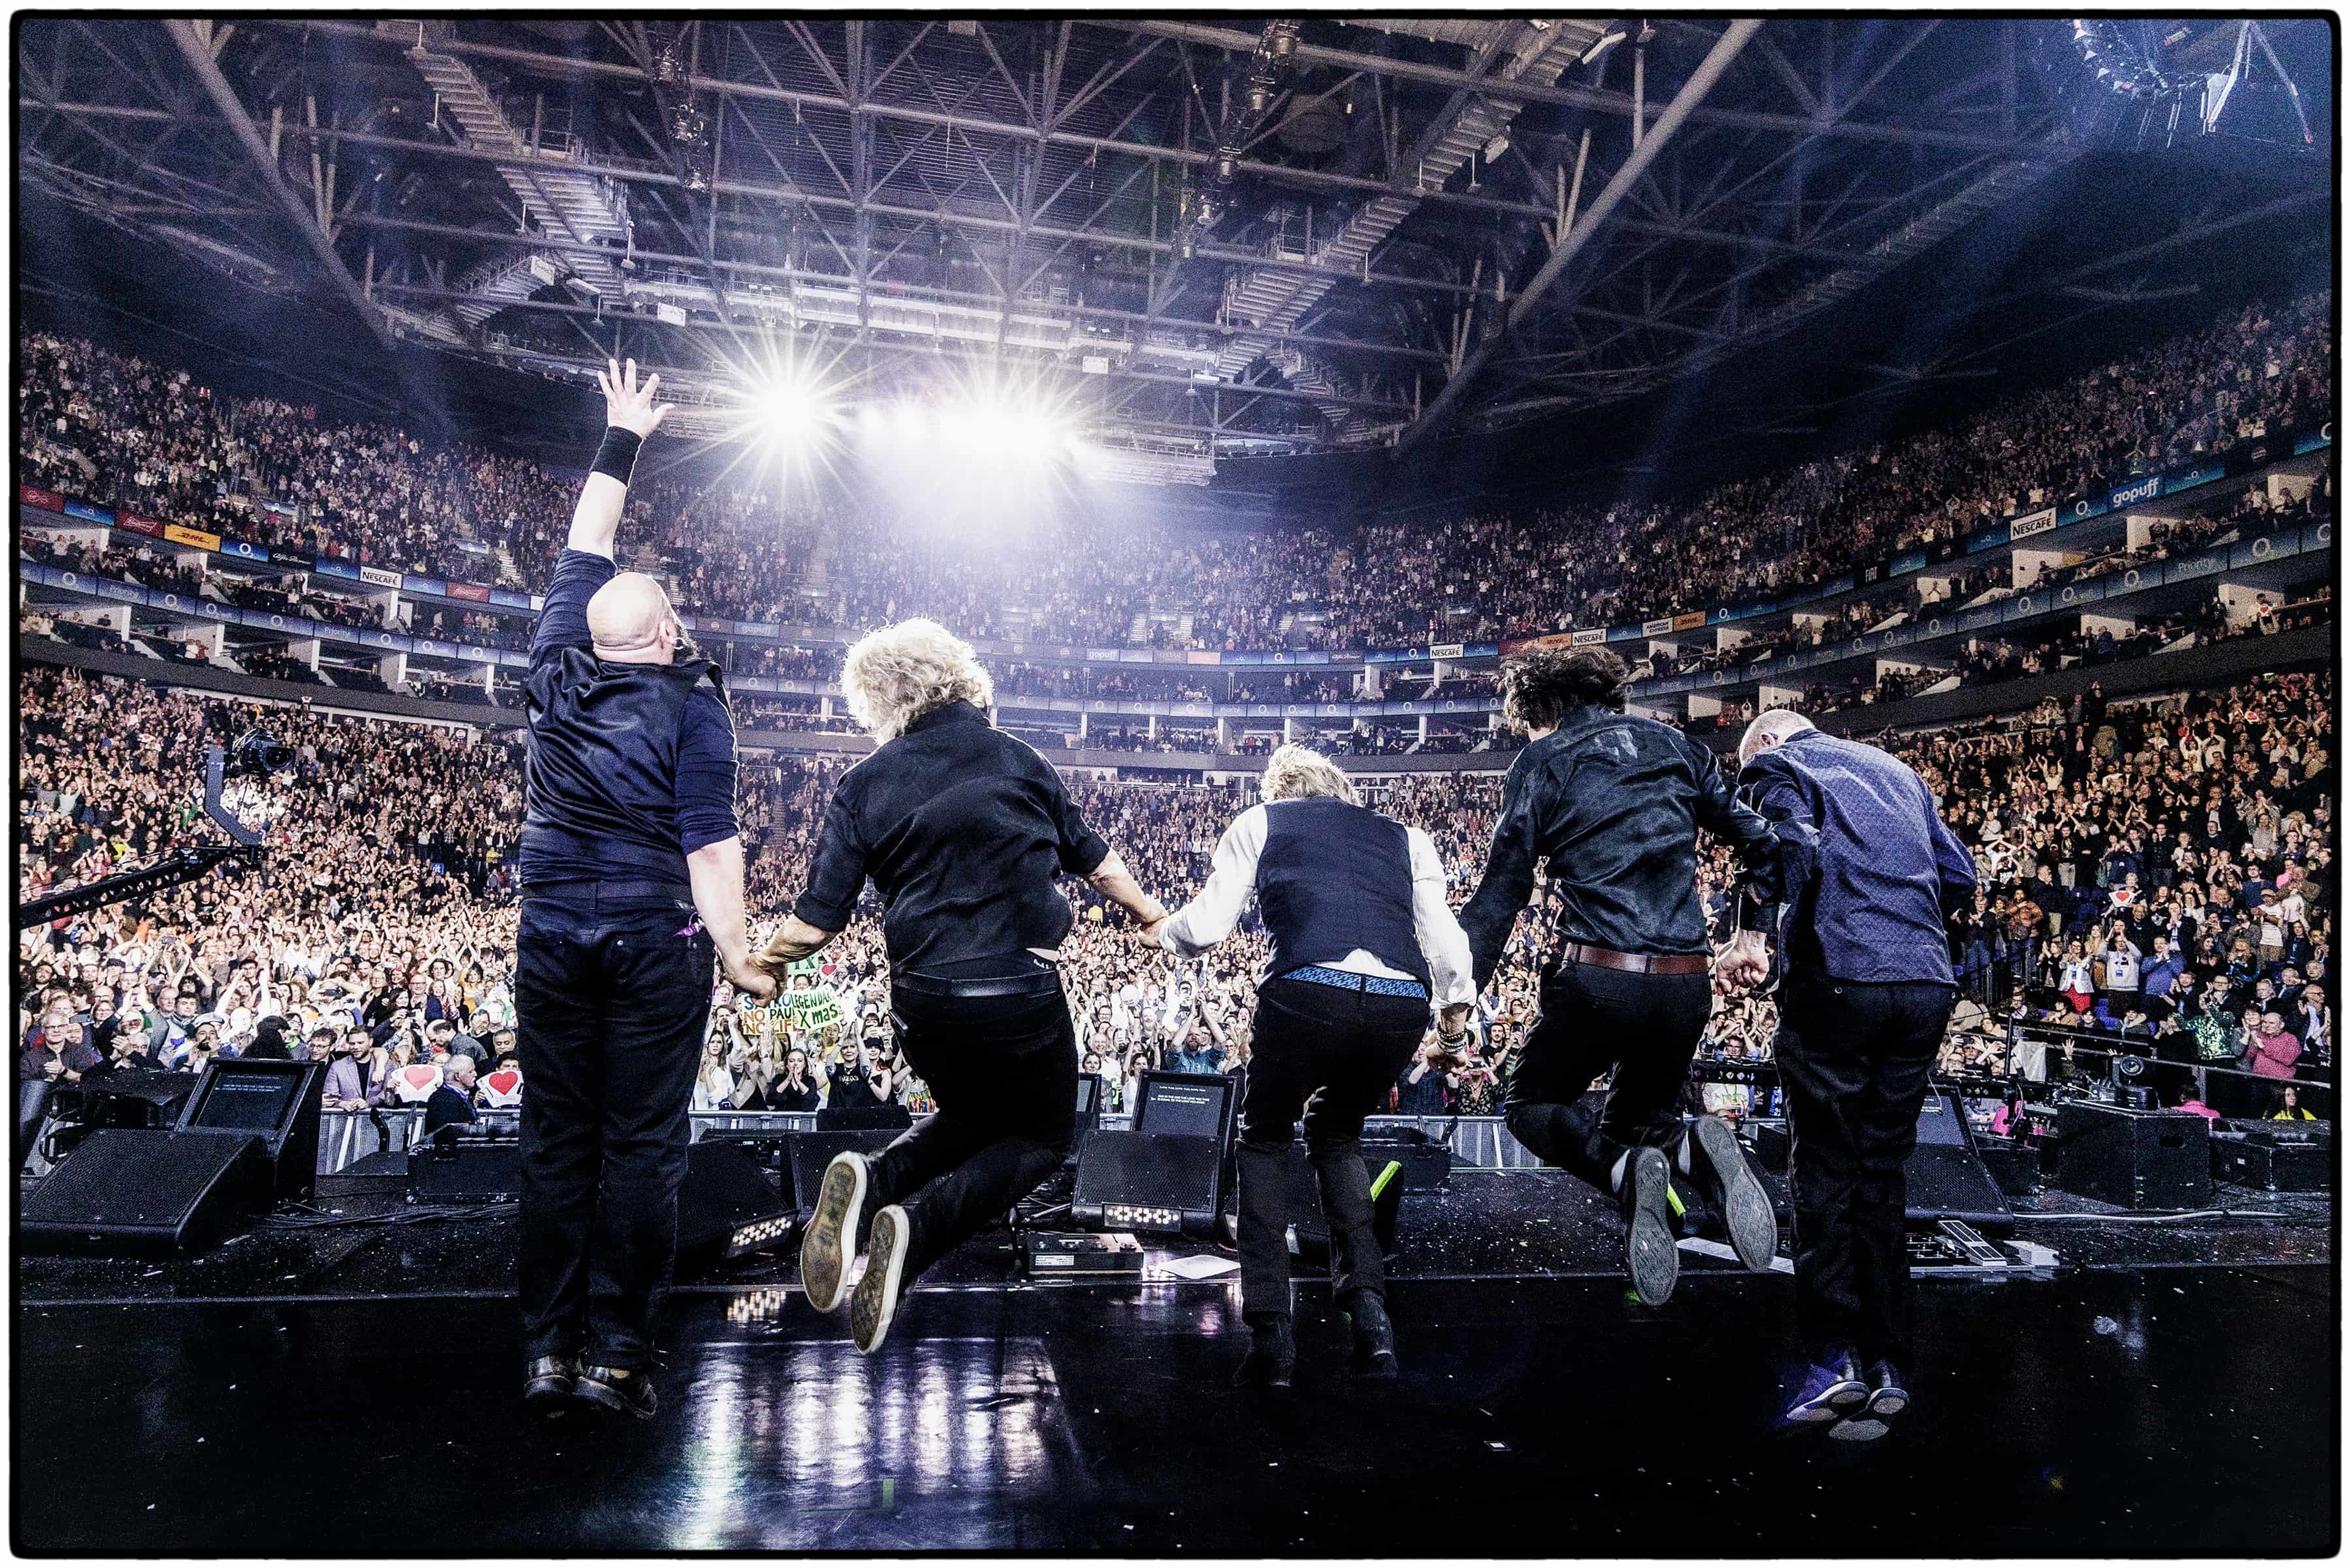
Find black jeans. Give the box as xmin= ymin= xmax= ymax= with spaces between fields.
xmin=871 ymin=973 xmax=1076 ymax=1280
xmin=515 ymin=883 xmax=713 ymax=1371
xmin=1502 ymin=960 xmax=1715 ymax=1192
xmin=1236 ymin=976 xmax=1428 ymax=1319
xmin=1774 ymin=971 xmax=1956 ymax=1366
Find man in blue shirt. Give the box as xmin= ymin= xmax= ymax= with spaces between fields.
xmin=513 ymin=360 xmax=777 ymax=1423
xmin=1721 ymin=709 xmax=1975 ymax=1444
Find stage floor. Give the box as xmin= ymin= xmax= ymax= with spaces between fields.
xmin=14 ymin=1170 xmax=2338 ymax=1554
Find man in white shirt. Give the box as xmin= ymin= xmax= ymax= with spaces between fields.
xmin=1146 ymin=744 xmax=1475 ymax=1390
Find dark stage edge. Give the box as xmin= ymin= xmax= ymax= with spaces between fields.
xmin=13 ymin=1170 xmax=2338 ymax=1554
xmin=14 ymin=1168 xmax=2333 ymax=1304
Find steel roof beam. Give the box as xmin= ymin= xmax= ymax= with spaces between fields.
xmin=263 ymin=20 xmax=1914 ymax=231
xmin=28 ymin=99 xmax=1513 ymax=308
xmin=159 ymin=20 xmax=410 ymax=369
xmin=354 ymin=260 xmax=1449 ymax=364
xmin=1393 ymin=19 xmax=1761 ymax=454
xmin=1100 ymin=19 xmax=2048 ymax=155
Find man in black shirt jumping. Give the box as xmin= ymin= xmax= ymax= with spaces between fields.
xmin=513 ymin=360 xmax=777 ymax=1421
xmin=758 ymin=619 xmax=1167 ymax=1353
xmin=1459 ymin=648 xmax=1786 ymax=1307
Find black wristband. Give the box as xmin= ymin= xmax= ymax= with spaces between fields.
xmin=591 ymin=426 xmax=643 ymax=485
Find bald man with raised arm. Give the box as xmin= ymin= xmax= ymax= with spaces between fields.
xmin=513 ymin=360 xmax=776 ymax=1423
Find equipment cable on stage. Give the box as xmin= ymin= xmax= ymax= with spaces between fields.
xmin=256 ymin=1200 xmax=519 ymax=1231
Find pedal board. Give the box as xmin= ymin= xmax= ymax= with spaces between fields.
xmin=1904 ymin=1219 xmax=2057 ymax=1274
xmin=1021 ymin=1231 xmax=1146 ymax=1279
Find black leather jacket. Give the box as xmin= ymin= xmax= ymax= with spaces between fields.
xmin=1460 ymin=706 xmax=1783 ymax=988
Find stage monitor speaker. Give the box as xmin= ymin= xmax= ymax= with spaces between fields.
xmin=82 ymin=1069 xmax=201 ymax=1131
xmin=2209 ymin=1129 xmax=2329 ymax=1193
xmin=785 ymin=1129 xmax=903 ymax=1214
xmin=676 ymin=1138 xmax=796 ymax=1274
xmin=177 ymin=1058 xmax=326 ymax=1201
xmin=1906 ymin=1090 xmax=2015 ymax=1234
xmin=1071 ymin=1131 xmax=1225 ymax=1235
xmin=20 ymin=1129 xmax=272 ymax=1256
xmin=408 ymin=1130 xmax=521 ymax=1203
xmin=2054 ymin=1101 xmax=2212 ymax=1209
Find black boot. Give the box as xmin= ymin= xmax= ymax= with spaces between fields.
xmin=522 ymin=1353 xmax=578 ymax=1413
xmin=1619 ymin=1146 xmax=1679 ymax=1306
xmin=1233 ymin=1313 xmax=1296 ymax=1389
xmin=573 ymin=1363 xmax=658 ymax=1421
xmin=1343 ymin=1292 xmax=1398 ymax=1381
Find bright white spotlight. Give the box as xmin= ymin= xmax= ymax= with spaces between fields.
xmin=729 ymin=367 xmax=838 ymax=454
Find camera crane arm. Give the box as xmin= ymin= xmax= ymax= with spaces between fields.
xmin=15 ymin=742 xmax=268 ymax=929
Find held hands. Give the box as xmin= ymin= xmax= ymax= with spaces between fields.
xmin=722 ymin=947 xmax=778 ymax=1002
xmin=1713 ymin=929 xmax=1771 ymax=994
xmin=1436 ymin=1002 xmax=1473 ymax=1039
xmin=597 ymin=357 xmax=672 ymax=440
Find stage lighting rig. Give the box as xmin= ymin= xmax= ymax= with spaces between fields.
xmin=2050 ymin=17 xmax=2317 ymax=151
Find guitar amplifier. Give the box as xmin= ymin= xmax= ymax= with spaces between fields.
xmin=2054 ymin=1102 xmax=2211 ymax=1209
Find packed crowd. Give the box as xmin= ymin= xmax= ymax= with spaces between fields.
xmin=18 ymin=293 xmax=2330 ymax=657
xmin=1909 ymin=669 xmax=2333 ymax=1079
xmin=15 ymin=641 xmax=2334 ymax=1129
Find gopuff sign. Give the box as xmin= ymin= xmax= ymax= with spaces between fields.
xmin=2106 ymin=474 xmax=2163 ymax=510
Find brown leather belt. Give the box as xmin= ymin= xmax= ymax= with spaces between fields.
xmin=1557 ymin=941 xmax=1710 ymax=976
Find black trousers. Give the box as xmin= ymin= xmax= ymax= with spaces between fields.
xmin=1236 ymin=976 xmax=1428 ymax=1319
xmin=1774 ymin=971 xmax=1956 ymax=1366
xmin=871 ymin=974 xmax=1076 ymax=1280
xmin=515 ymin=883 xmax=713 ymax=1370
xmin=1502 ymin=961 xmax=1714 ymax=1192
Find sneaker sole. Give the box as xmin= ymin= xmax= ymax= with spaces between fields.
xmin=852 ymin=1206 xmax=908 ymax=1355
xmin=1787 ymin=1380 xmax=1868 ymax=1424
xmin=800 ymin=1153 xmax=867 ymax=1314
xmin=1829 ymin=1415 xmax=1890 ymax=1442
xmin=1693 ymin=1114 xmax=1778 ymax=1273
xmin=1625 ymin=1152 xmax=1678 ymax=1307
xmin=1867 ymin=1386 xmax=1908 ymax=1419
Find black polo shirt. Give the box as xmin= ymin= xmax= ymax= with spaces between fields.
xmin=795 ymin=702 xmax=1111 ymax=977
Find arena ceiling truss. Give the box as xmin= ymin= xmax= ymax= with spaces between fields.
xmin=21 ymin=17 xmax=2097 ymax=459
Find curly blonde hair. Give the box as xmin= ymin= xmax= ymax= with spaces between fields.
xmin=839 ymin=618 xmax=995 ymax=742
xmin=1260 ymin=743 xmax=1359 ymax=805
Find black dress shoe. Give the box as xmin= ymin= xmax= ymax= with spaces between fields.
xmin=522 ymin=1354 xmax=578 ymax=1411
xmin=1233 ymin=1315 xmax=1296 ymax=1389
xmin=573 ymin=1364 xmax=658 ymax=1421
xmin=1345 ymin=1293 xmax=1398 ymax=1380
xmin=1619 ymin=1146 xmax=1679 ymax=1306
